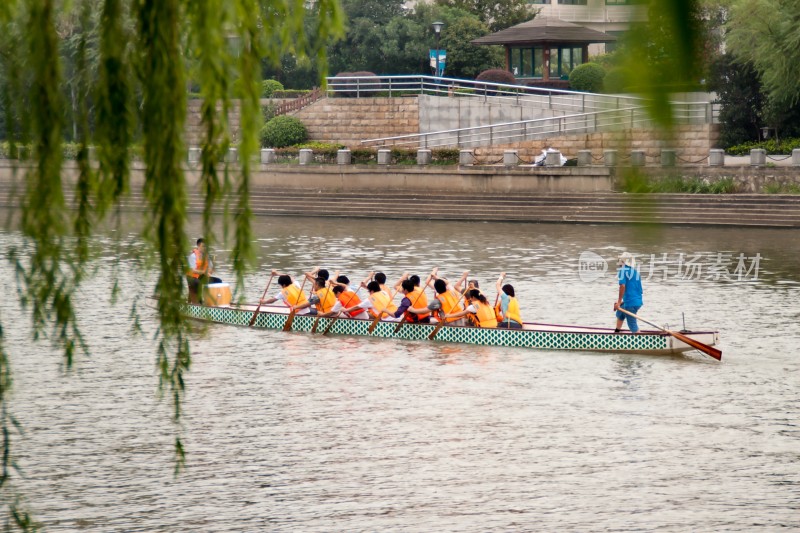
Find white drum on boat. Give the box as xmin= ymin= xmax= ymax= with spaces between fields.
xmin=203 ymin=283 xmax=232 ymax=307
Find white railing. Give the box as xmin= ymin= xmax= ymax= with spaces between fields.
xmin=327 ymin=74 xmax=648 ymax=114
xmin=361 ymin=107 xmax=693 ymax=150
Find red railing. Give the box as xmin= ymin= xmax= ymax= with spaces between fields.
xmin=275 ymin=87 xmax=323 ymax=116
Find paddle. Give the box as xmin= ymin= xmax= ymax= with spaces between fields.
xmin=394 ymin=268 xmax=437 ymax=334
xmin=248 ymin=273 xmax=275 ymax=327
xmin=282 ymin=274 xmax=309 ymax=332
xmin=615 ymin=307 xmax=722 ymax=361
xmin=322 ymin=282 xmax=364 ymax=336
xmin=428 ymin=283 xmax=468 ymax=341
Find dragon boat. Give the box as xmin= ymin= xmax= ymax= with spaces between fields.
xmin=157 ymin=297 xmax=721 ymax=357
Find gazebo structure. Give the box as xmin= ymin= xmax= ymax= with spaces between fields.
xmin=471 ymin=16 xmax=617 ymax=88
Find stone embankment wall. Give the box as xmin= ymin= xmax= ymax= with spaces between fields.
xmin=294 ymin=97 xmax=420 ymax=147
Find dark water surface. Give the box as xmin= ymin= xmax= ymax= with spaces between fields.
xmin=3 ymin=217 xmax=799 ymax=531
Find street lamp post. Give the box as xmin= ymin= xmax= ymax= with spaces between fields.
xmin=432 ymin=21 xmax=444 ymax=79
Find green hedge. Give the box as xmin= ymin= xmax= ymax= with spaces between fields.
xmin=725 ymin=137 xmax=800 ymax=155
xmin=261 ymin=79 xmax=284 ymax=98
xmin=569 ymin=63 xmax=605 ymax=93
xmin=259 ymin=115 xmax=308 ymax=148
xmin=619 ymin=173 xmax=740 ymax=194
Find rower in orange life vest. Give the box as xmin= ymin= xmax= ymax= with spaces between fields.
xmin=494 ymin=272 xmax=523 ymax=329
xmin=444 ymin=289 xmax=498 ymax=328
xmin=390 ymin=270 xmax=436 ymax=323
xmin=344 ymin=280 xmax=399 ymax=321
xmin=430 ymin=271 xmax=469 ymax=326
xmin=186 ymin=238 xmax=222 ymax=303
xmin=260 ymin=271 xmax=311 ymax=314
xmin=325 ymin=283 xmax=369 ymax=319
xmin=289 ymin=276 xmax=336 ymax=316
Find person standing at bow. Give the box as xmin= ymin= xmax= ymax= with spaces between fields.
xmin=187 ymin=238 xmax=222 ymax=303
xmin=614 ymin=252 xmax=643 ymax=333
xmin=261 ymin=271 xmax=311 ymax=314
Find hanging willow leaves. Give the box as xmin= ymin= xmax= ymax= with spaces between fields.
xmin=1 ymin=0 xmax=345 ymax=528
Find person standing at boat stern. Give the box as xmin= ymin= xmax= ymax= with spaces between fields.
xmin=614 ymin=252 xmax=643 ymax=333
xmin=187 ymin=238 xmax=222 ymax=303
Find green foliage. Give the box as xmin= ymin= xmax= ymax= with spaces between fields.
xmin=620 ymin=173 xmax=740 ymax=194
xmin=273 ymin=89 xmax=311 ymax=98
xmin=261 ymin=79 xmax=284 ymax=97
xmin=434 ymin=0 xmax=532 ymax=32
xmin=725 ymin=137 xmax=800 ymax=156
xmin=0 ymin=0 xmax=345 ymax=525
xmin=602 ymin=67 xmax=630 ymax=94
xmin=260 ymin=115 xmax=308 ymax=147
xmin=727 ymin=0 xmax=800 ymax=107
xmin=569 ymin=63 xmax=606 ymax=93
xmin=762 ymin=182 xmax=800 ymax=194
xmin=707 ymin=55 xmax=764 ymax=147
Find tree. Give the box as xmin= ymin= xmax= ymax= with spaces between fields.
xmin=0 ymin=0 xmax=343 ymax=529
xmin=707 ymin=54 xmax=765 ymax=147
xmin=726 ymin=0 xmax=800 ymax=108
xmin=434 ymin=0 xmax=533 ymax=32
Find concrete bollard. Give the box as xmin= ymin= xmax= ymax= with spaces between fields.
xmin=260 ymin=148 xmax=276 ymax=164
xmin=188 ymin=147 xmax=201 ymax=165
xmin=459 ymin=150 xmax=474 ymax=166
xmin=577 ymin=150 xmax=592 ymax=167
xmin=377 ymin=149 xmax=392 ymax=165
xmin=793 ymin=148 xmax=800 ymax=167
xmin=545 ymin=150 xmax=562 ymax=167
xmin=337 ymin=149 xmax=351 ymax=165
xmin=630 ymin=150 xmax=645 ymax=167
xmin=750 ymin=148 xmax=766 ymax=166
xmin=417 ymin=149 xmax=432 ymax=166
xmin=225 ymin=147 xmax=238 ymax=163
xmin=603 ymin=150 xmax=617 ymax=167
xmin=661 ymin=149 xmax=676 ymax=167
xmin=709 ymin=149 xmax=725 ymax=167
xmin=299 ymin=148 xmax=313 ymax=166
xmin=503 ymin=150 xmax=519 ymax=167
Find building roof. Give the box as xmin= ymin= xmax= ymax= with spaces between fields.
xmin=471 ymin=16 xmax=618 ymax=46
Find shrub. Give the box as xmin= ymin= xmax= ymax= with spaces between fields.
xmin=476 ymin=68 xmax=516 ymax=86
xmin=569 ymin=63 xmax=606 ymax=93
xmin=725 ymin=137 xmax=800 ymax=155
xmin=261 ymin=79 xmax=284 ymax=98
xmin=331 ymin=71 xmax=381 ymax=98
xmin=259 ymin=115 xmax=308 ymax=148
xmin=272 ymin=89 xmax=311 ymax=98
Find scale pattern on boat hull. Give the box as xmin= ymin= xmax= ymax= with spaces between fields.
xmin=183 ymin=303 xmax=679 ymax=354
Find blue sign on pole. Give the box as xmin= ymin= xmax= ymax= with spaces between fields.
xmin=429 ymin=49 xmax=446 ymax=77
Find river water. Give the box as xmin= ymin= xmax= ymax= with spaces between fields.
xmin=2 ymin=216 xmax=799 ymax=531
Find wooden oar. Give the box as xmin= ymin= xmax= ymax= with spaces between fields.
xmin=322 ymin=283 xmax=363 ymax=336
xmin=394 ymin=268 xmax=437 ymax=334
xmin=282 ymin=274 xmax=309 ymax=332
xmin=615 ymin=307 xmax=722 ymax=361
xmin=248 ymin=273 xmax=275 ymax=327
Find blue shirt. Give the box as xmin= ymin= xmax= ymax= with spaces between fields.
xmin=618 ymin=265 xmax=643 ymax=307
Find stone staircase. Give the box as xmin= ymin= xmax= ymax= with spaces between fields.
xmin=3 ymin=183 xmax=799 ymax=227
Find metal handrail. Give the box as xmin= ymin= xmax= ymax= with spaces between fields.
xmin=326 ymin=74 xmax=717 ymax=119
xmin=361 ymin=107 xmax=676 ymax=149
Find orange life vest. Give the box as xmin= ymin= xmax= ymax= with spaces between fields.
xmin=495 ymin=295 xmax=522 ymax=325
xmin=369 ymin=291 xmax=397 ymax=318
xmin=281 ymin=284 xmax=308 ymax=308
xmin=435 ymin=290 xmax=463 ymax=323
xmin=189 ymin=248 xmax=207 ymax=279
xmin=468 ymin=300 xmax=498 ymax=328
xmin=338 ymin=290 xmax=363 ymax=318
xmin=314 ymin=287 xmax=337 ymax=314
xmin=404 ymin=288 xmax=431 ymax=322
